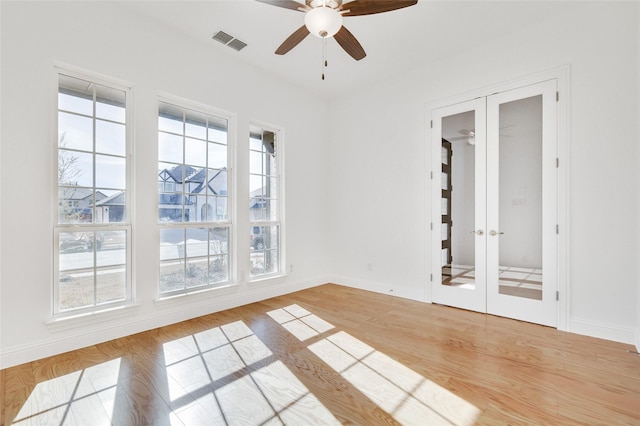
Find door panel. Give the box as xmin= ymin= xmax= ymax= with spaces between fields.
xmin=486 ymin=80 xmax=558 ymax=327
xmin=431 ymin=99 xmax=486 ymax=313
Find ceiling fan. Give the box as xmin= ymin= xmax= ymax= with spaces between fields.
xmin=449 ymin=127 xmax=517 ymax=146
xmin=445 ymin=129 xmax=476 ymax=145
xmin=255 ymin=0 xmax=418 ymax=61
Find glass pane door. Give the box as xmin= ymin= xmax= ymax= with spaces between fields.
xmin=431 ymin=98 xmax=486 ymax=313
xmin=486 ymin=80 xmax=558 ymax=327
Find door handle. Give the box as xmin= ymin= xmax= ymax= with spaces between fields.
xmin=489 ymin=230 xmax=504 ymax=236
xmin=470 ymin=230 xmax=484 ymax=235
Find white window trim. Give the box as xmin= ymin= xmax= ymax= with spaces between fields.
xmin=248 ymin=122 xmax=286 ymax=282
xmin=52 ymin=65 xmax=135 ymax=319
xmin=46 ymin=302 xmax=142 ymax=332
xmin=157 ymin=93 xmax=237 ymax=295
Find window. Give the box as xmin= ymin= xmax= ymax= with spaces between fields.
xmin=158 ymin=100 xmax=231 ymax=295
xmin=249 ymin=125 xmax=283 ymax=278
xmin=55 ymin=71 xmax=131 ymax=315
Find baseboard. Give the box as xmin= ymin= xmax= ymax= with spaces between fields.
xmin=568 ymin=317 xmax=636 ymax=345
xmin=328 ymin=275 xmax=426 ymax=302
xmin=0 ymin=275 xmax=327 ymax=369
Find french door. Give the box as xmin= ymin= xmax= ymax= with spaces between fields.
xmin=431 ymin=80 xmax=558 ymax=327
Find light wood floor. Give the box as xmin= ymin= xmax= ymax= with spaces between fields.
xmin=2 ymin=284 xmax=639 ymax=425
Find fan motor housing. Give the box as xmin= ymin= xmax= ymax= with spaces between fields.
xmin=307 ymin=0 xmax=341 ymax=9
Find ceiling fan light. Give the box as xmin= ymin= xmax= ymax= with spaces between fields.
xmin=304 ymin=7 xmax=343 ymax=38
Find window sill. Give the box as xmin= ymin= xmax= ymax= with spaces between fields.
xmin=46 ymin=303 xmax=142 ymax=332
xmin=248 ymin=273 xmax=288 ymax=286
xmin=154 ymin=282 xmax=240 ymax=307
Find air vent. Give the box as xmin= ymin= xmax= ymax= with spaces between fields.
xmin=212 ymin=30 xmax=247 ymax=52
xmin=227 ymin=39 xmax=247 ymax=52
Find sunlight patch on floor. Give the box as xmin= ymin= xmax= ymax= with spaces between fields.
xmin=266 ymin=304 xmax=480 ymax=425
xmin=12 ymin=358 xmax=122 ymax=425
xmin=161 ymin=319 xmax=339 ymax=425
xmin=309 ymin=331 xmax=480 ymax=425
xmin=267 ymin=304 xmax=335 ymax=341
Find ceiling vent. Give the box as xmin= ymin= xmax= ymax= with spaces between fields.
xmin=212 ymin=30 xmax=247 ymax=52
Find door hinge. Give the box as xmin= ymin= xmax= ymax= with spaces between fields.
xmin=430 ymin=120 xmax=433 ymax=128
xmin=430 ymin=222 xmax=433 ymax=231
xmin=556 ymin=291 xmax=559 ymax=301
xmin=556 ymin=224 xmax=559 ymax=234
xmin=556 ymin=157 xmax=559 ymax=168
xmin=430 ymin=171 xmax=433 ymax=179
xmin=430 ymin=273 xmax=433 ymax=281
xmin=556 ymin=91 xmax=559 ymax=102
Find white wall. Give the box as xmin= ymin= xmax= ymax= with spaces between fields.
xmin=0 ymin=2 xmax=330 ymax=368
xmin=328 ymin=2 xmax=639 ymax=343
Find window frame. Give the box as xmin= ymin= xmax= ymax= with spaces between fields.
xmin=249 ymin=123 xmax=285 ymax=281
xmin=157 ymin=95 xmax=236 ymax=297
xmin=52 ymin=67 xmax=134 ymax=317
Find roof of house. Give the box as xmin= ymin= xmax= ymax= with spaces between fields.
xmin=96 ymin=191 xmax=125 ymax=206
xmin=62 ymin=187 xmax=107 ymax=201
xmin=162 ymin=165 xmax=198 ymax=183
xmin=191 ymin=168 xmax=227 ymax=195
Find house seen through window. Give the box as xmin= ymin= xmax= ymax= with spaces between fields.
xmin=158 ymin=101 xmax=231 ymax=295
xmin=55 ymin=71 xmax=131 ymax=315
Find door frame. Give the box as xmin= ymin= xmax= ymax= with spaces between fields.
xmin=425 ymin=66 xmax=570 ymax=331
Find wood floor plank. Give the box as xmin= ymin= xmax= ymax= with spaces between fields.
xmin=0 ymin=368 xmax=5 ymax=426
xmin=2 ymin=362 xmax=36 ymax=425
xmin=2 ymin=283 xmax=640 ymax=425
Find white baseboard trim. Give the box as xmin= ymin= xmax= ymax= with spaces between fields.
xmin=0 ymin=275 xmax=327 ymax=369
xmin=328 ymin=275 xmax=426 ymax=303
xmin=568 ymin=317 xmax=636 ymax=345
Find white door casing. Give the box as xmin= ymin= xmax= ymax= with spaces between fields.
xmin=431 ymin=79 xmax=558 ymax=327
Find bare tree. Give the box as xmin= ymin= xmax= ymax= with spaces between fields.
xmin=58 ymin=132 xmax=84 ymax=222
xmin=58 ymin=132 xmax=81 ymax=185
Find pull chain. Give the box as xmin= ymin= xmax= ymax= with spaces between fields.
xmin=322 ymin=37 xmax=328 ymax=80
xmin=322 ymin=0 xmax=327 ymax=80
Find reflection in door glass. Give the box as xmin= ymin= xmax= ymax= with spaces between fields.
xmin=497 ymin=95 xmax=543 ymax=300
xmin=441 ymin=111 xmax=475 ymax=290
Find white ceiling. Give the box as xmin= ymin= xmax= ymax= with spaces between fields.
xmin=122 ymin=1 xmax=578 ymax=100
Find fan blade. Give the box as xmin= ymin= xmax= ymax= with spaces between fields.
xmin=275 ymin=25 xmax=310 ymax=55
xmin=334 ymin=26 xmax=366 ymax=61
xmin=447 ymin=136 xmax=472 ymax=142
xmin=255 ymin=0 xmax=306 ymax=12
xmin=340 ymin=0 xmax=417 ymax=16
